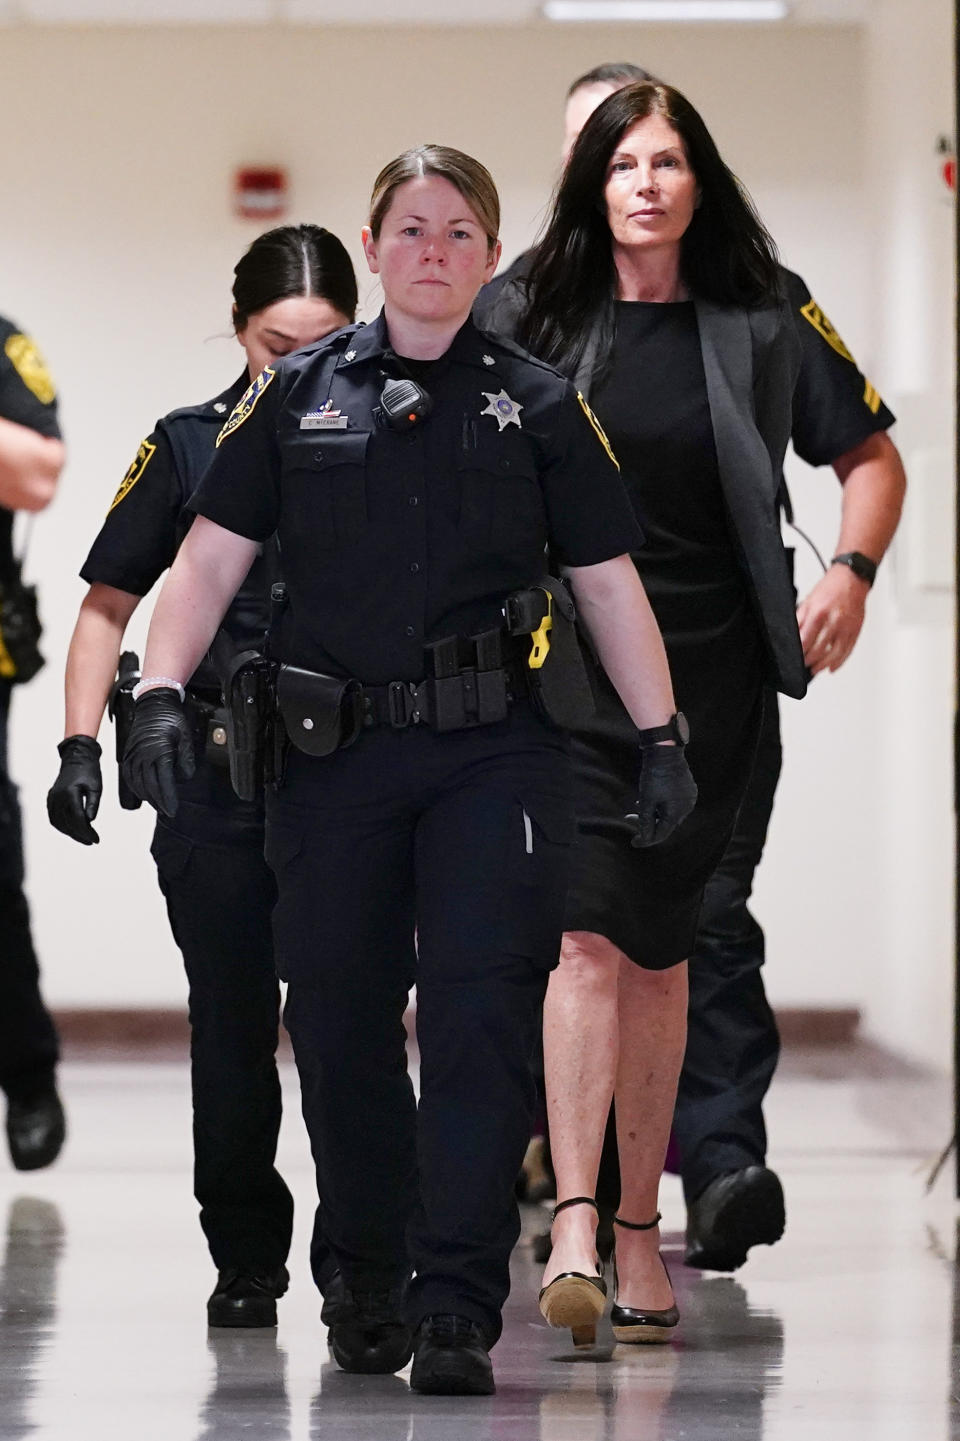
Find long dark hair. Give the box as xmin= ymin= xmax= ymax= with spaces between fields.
xmin=518 ymin=82 xmax=780 ymax=377
xmin=232 ymin=224 xmax=358 ymax=330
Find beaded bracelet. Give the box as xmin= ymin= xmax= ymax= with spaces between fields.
xmin=131 ymin=676 xmax=186 ymax=703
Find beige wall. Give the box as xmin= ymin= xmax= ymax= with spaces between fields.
xmin=0 ymin=18 xmax=952 ymax=1066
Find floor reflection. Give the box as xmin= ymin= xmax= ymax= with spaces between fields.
xmin=0 ymin=1196 xmax=65 ymax=1440
xmin=197 ymin=1330 xmax=291 ymax=1441
xmin=0 ymin=1057 xmax=955 ymax=1439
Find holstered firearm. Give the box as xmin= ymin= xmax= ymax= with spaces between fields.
xmin=107 ymin=650 xmax=142 ymax=810
xmin=504 ymin=576 xmax=595 ymax=730
xmin=224 ymin=650 xmax=279 ymax=802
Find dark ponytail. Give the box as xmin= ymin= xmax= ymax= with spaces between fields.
xmin=232 ymin=224 xmax=358 ymax=331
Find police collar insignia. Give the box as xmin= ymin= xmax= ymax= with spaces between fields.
xmin=215 ymin=366 xmax=275 ymax=448
xmin=481 ymin=389 xmax=523 ymax=431
xmin=300 ymin=409 xmax=348 ymax=430
xmin=482 ymin=354 xmax=496 ymax=366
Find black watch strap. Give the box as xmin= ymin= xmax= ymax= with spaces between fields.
xmin=831 ymin=551 xmax=877 ymax=587
xmin=637 ymin=711 xmax=690 ymax=748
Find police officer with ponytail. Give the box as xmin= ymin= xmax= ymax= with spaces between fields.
xmin=47 ymin=226 xmax=357 ymax=1326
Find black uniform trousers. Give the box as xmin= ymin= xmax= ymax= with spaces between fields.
xmin=150 ymin=754 xmax=293 ymax=1273
xmin=0 ymin=681 xmax=59 ymax=1100
xmin=673 ymin=689 xmax=783 ymax=1202
xmin=270 ymin=703 xmax=572 ymax=1345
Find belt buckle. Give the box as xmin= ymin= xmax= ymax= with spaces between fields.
xmin=387 ymin=680 xmax=419 ymax=728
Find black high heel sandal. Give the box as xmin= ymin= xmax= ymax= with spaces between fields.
xmin=610 ymin=1212 xmax=679 ymax=1345
xmin=537 ymin=1197 xmax=608 ymax=1349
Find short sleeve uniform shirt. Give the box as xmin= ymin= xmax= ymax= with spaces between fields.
xmin=783 ymin=269 xmax=895 ymax=463
xmin=81 ymin=375 xmax=278 ymax=690
xmin=0 ymin=314 xmax=60 ymax=566
xmin=191 ymin=314 xmax=643 ymax=686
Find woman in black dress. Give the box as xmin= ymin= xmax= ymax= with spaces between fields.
xmin=489 ymin=81 xmax=807 ymax=1347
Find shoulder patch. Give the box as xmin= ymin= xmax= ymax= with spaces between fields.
xmin=862 ymin=379 xmax=883 ymax=415
xmin=109 ymin=438 xmax=156 ymax=513
xmin=4 ymin=332 xmax=56 ymax=404
xmin=799 ymin=299 xmax=855 ymax=364
xmin=577 ymin=391 xmax=619 ymax=471
xmin=215 ymin=366 xmax=275 ymax=448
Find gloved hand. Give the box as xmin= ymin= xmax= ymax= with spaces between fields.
xmin=626 ymin=744 xmax=698 ymax=848
xmin=121 ymin=687 xmax=195 ymax=817
xmin=47 ymin=735 xmax=103 ymax=845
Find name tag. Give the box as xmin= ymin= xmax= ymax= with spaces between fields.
xmin=300 ymin=412 xmax=349 ymax=430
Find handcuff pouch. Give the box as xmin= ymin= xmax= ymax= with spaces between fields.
xmin=276 ymin=665 xmax=363 ymax=757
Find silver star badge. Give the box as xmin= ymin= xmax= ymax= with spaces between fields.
xmin=344 ymin=349 xmax=357 ymax=361
xmin=482 ymin=354 xmax=496 ymax=366
xmin=481 ymin=389 xmax=523 ymax=431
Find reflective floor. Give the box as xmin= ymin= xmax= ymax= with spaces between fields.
xmin=1 ymin=1045 xmax=958 ymax=1440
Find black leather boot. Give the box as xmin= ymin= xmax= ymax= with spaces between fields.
xmin=326 ymin=1285 xmax=413 ymax=1375
xmin=207 ymin=1265 xmax=289 ymax=1327
xmin=5 ymin=1081 xmax=66 ymax=1172
xmin=409 ymin=1315 xmax=494 ymax=1396
xmin=685 ymin=1166 xmax=785 ymax=1271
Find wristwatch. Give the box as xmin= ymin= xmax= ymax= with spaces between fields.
xmin=637 ymin=711 xmax=690 ymax=748
xmin=831 ymin=551 xmax=877 ymax=587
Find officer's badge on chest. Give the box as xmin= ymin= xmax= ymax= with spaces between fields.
xmin=481 ymin=389 xmax=523 ymax=432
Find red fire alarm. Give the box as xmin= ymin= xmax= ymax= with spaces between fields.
xmin=234 ymin=166 xmax=288 ymax=220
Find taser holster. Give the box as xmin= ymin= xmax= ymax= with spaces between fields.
xmin=275 ymin=666 xmax=364 ymax=757
xmin=504 ymin=576 xmax=595 ymax=730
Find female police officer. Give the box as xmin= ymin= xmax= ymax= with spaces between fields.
xmin=46 ymin=225 xmax=358 ymax=1327
xmin=120 ymin=146 xmax=696 ymax=1396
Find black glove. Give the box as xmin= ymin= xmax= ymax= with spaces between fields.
xmin=47 ymin=735 xmax=103 ymax=845
xmin=626 ymin=744 xmax=698 ymax=848
xmin=121 ymin=687 xmax=195 ymax=817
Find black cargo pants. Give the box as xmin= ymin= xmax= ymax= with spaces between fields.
xmin=151 ymin=757 xmax=294 ymax=1273
xmin=269 ymin=702 xmax=572 ymax=1345
xmin=0 ymin=681 xmax=59 ymax=1100
xmin=673 ymin=690 xmax=783 ymax=1202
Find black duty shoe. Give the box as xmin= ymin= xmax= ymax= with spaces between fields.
xmin=327 ymin=1286 xmax=413 ymax=1375
xmin=409 ymin=1315 xmax=494 ymax=1396
xmin=6 ymin=1083 xmax=66 ymax=1171
xmin=207 ymin=1265 xmax=289 ymax=1327
xmin=684 ymin=1166 xmax=786 ymax=1272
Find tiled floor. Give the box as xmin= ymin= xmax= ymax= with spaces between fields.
xmin=1 ymin=1045 xmax=957 ymax=1440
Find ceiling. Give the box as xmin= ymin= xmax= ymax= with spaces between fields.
xmin=0 ymin=0 xmax=870 ymax=25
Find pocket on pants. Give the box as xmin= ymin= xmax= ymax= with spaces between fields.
xmin=501 ymin=789 xmax=574 ymax=970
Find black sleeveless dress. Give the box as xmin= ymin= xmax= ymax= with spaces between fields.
xmin=565 ymin=300 xmax=764 ymax=968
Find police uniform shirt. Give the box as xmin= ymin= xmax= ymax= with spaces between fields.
xmin=783 ymin=270 xmax=895 ymax=463
xmin=190 ymin=313 xmax=643 ymax=687
xmin=81 ymin=375 xmax=277 ymax=690
xmin=0 ymin=314 xmax=61 ymax=566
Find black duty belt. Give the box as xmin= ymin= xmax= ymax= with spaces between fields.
xmin=361 ymin=660 xmax=524 ymax=732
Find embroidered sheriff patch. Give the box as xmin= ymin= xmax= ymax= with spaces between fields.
xmin=216 ymin=366 xmax=275 ymax=447
xmin=4 ymin=332 xmax=56 ymax=405
xmin=108 ymin=438 xmax=156 ymax=513
xmin=799 ymin=299 xmax=855 ymax=364
xmin=577 ymin=391 xmax=619 ymax=471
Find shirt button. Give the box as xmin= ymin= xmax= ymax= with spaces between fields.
xmin=409 ymin=562 xmax=420 ymax=574
xmin=405 ymin=625 xmax=416 ymax=637
xmin=408 ymin=495 xmax=419 ymax=506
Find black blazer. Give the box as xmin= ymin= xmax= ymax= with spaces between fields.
xmin=476 ymin=269 xmax=808 ymax=699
